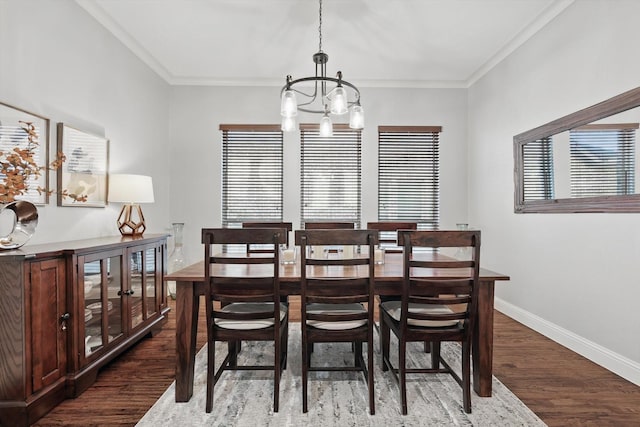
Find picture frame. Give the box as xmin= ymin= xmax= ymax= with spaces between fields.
xmin=57 ymin=123 xmax=109 ymax=207
xmin=0 ymin=101 xmax=50 ymax=204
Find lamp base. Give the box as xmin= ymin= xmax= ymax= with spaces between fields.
xmin=117 ymin=204 xmax=146 ymax=236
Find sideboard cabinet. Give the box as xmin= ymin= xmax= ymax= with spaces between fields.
xmin=0 ymin=235 xmax=168 ymax=427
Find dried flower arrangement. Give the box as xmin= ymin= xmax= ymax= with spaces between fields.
xmin=0 ymin=121 xmax=87 ymax=204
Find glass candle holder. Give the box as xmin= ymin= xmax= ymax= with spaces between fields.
xmin=280 ymin=245 xmax=297 ymax=264
xmin=374 ymin=247 xmax=385 ymax=264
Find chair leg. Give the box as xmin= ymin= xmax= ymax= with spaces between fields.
xmin=302 ymin=336 xmax=309 ymax=413
xmin=424 ymin=341 xmax=430 ymax=353
xmin=206 ymin=337 xmax=215 ymax=413
xmin=274 ymin=336 xmax=280 ymax=412
xmin=462 ymin=340 xmax=471 ymax=413
xmin=282 ymin=320 xmax=289 ymax=370
xmin=399 ymin=337 xmax=408 ymax=415
xmin=380 ymin=317 xmax=390 ymax=371
xmin=368 ymin=333 xmax=375 ymax=415
xmin=228 ymin=341 xmax=238 ymax=368
xmin=431 ymin=341 xmax=441 ymax=370
xmin=355 ymin=341 xmax=363 ymax=367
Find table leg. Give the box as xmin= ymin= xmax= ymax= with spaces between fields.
xmin=175 ymin=280 xmax=199 ymax=402
xmin=473 ymin=279 xmax=495 ymax=397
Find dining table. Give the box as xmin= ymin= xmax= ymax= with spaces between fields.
xmin=165 ymin=251 xmax=510 ymax=402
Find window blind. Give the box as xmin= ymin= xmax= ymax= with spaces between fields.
xmin=300 ymin=124 xmax=361 ymax=228
xmin=570 ymin=123 xmax=637 ymax=198
xmin=522 ymin=137 xmax=555 ymax=201
xmin=378 ymin=126 xmax=441 ymax=230
xmin=220 ymin=124 xmax=283 ymax=228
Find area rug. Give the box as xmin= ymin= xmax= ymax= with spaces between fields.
xmin=137 ymin=324 xmax=546 ymax=426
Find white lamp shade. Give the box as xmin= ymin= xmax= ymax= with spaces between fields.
xmin=109 ymin=174 xmax=155 ymax=203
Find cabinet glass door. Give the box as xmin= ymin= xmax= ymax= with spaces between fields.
xmin=129 ymin=245 xmax=159 ymax=330
xmin=83 ymin=255 xmax=123 ymax=358
xmin=145 ymin=247 xmax=157 ymax=318
xmin=129 ymin=250 xmax=144 ymax=329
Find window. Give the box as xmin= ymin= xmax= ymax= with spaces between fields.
xmin=378 ymin=126 xmax=441 ymax=230
xmin=522 ymin=137 xmax=555 ymax=201
xmin=570 ymin=124 xmax=637 ymax=197
xmin=300 ymin=124 xmax=361 ymax=228
xmin=220 ymin=124 xmax=283 ymax=228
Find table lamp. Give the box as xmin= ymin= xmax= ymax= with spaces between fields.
xmin=108 ymin=174 xmax=154 ymax=236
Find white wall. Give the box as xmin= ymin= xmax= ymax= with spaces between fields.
xmin=169 ymin=86 xmax=468 ymax=261
xmin=0 ymin=0 xmax=172 ymax=243
xmin=468 ymin=0 xmax=640 ymax=383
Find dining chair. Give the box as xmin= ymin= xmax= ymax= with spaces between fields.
xmin=243 ymin=221 xmax=293 ymax=325
xmin=202 ymin=227 xmax=289 ymax=413
xmin=242 ymin=221 xmax=293 ymax=253
xmin=303 ymin=221 xmax=355 ymax=229
xmin=379 ymin=230 xmax=481 ymax=414
xmin=366 ymin=221 xmax=417 ymax=253
xmin=295 ymin=229 xmax=378 ymax=415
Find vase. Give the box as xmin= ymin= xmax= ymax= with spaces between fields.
xmin=0 ymin=200 xmax=38 ymax=250
xmin=167 ymin=222 xmax=187 ymax=299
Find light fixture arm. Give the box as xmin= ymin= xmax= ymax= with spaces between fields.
xmin=281 ymin=75 xmax=361 ymax=114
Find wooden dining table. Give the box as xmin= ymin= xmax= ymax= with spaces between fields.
xmin=165 ymin=252 xmax=510 ymax=402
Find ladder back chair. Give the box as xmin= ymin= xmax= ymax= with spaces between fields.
xmin=379 ymin=230 xmax=481 ymax=414
xmin=295 ymin=229 xmax=378 ymax=415
xmin=366 ymin=221 xmax=417 ymax=253
xmin=202 ymin=227 xmax=289 ymax=413
xmin=303 ymin=221 xmax=355 ymax=229
xmin=242 ymin=221 xmax=293 ymax=253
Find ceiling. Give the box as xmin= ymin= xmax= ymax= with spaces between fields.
xmin=77 ymin=0 xmax=574 ymax=88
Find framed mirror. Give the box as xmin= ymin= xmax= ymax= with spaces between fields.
xmin=514 ymin=86 xmax=640 ymax=213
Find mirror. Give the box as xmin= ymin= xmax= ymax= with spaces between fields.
xmin=514 ymin=86 xmax=640 ymax=213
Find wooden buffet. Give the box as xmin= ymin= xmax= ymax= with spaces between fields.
xmin=0 ymin=235 xmax=169 ymax=427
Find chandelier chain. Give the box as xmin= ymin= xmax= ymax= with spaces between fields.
xmin=318 ymin=0 xmax=323 ymax=52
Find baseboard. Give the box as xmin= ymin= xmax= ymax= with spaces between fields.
xmin=495 ymin=297 xmax=640 ymax=386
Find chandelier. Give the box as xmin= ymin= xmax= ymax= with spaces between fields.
xmin=280 ymin=0 xmax=364 ymax=137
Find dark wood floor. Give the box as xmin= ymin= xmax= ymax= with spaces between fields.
xmin=32 ymin=298 xmax=640 ymax=427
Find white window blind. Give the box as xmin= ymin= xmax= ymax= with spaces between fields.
xmin=522 ymin=137 xmax=555 ymax=201
xmin=570 ymin=123 xmax=637 ymax=198
xmin=220 ymin=124 xmax=283 ymax=228
xmin=300 ymin=124 xmax=361 ymax=228
xmin=378 ymin=126 xmax=441 ymax=230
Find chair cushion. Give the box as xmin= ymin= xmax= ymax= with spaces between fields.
xmin=306 ymin=303 xmax=367 ymax=330
xmin=380 ymin=300 xmax=459 ymax=328
xmin=215 ymin=302 xmax=287 ymax=330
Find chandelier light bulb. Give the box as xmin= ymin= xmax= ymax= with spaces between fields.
xmin=281 ymin=89 xmax=298 ymax=117
xmin=329 ymin=86 xmax=348 ymax=115
xmin=281 ymin=115 xmax=296 ymax=132
xmin=349 ymin=104 xmax=365 ymax=129
xmin=319 ymin=113 xmax=333 ymax=137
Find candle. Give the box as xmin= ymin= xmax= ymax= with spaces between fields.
xmin=374 ymin=248 xmax=385 ymax=264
